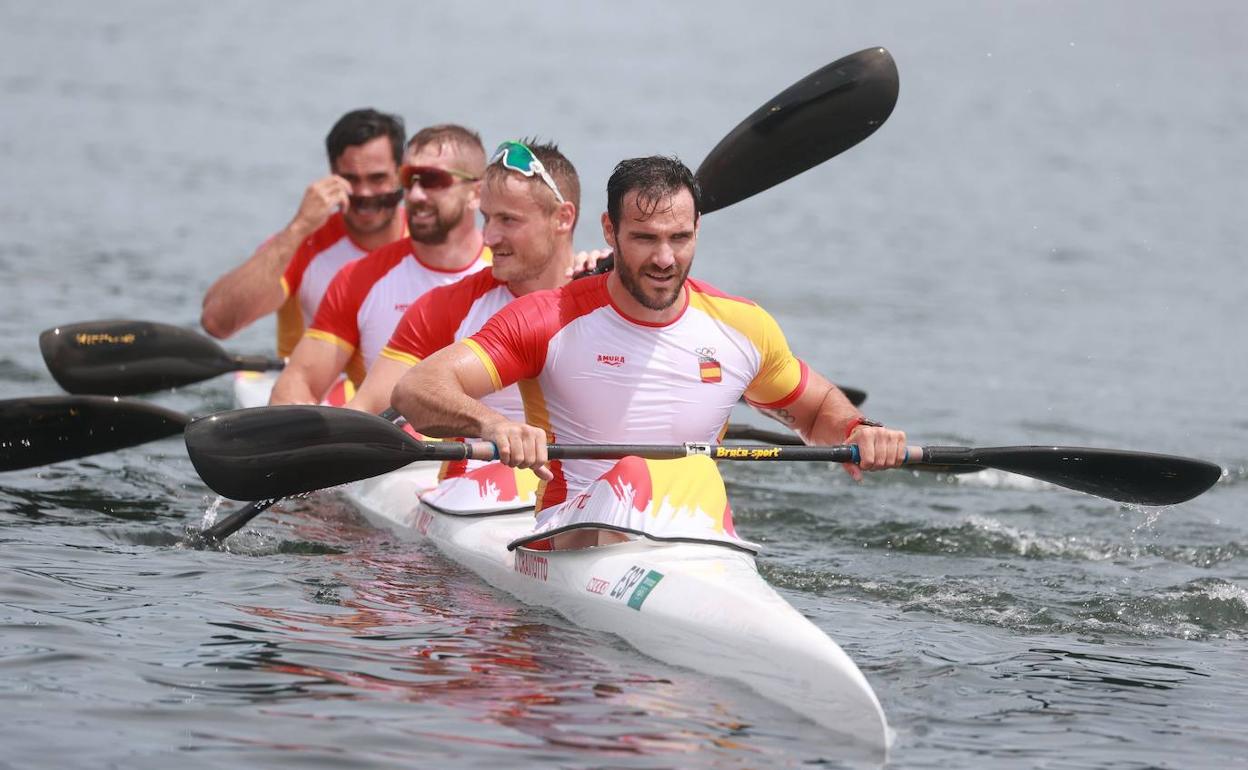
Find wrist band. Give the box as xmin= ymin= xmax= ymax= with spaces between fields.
xmin=843 ymin=416 xmax=883 ymax=442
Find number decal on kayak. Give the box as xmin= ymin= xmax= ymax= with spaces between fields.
xmin=608 ymin=566 xmax=665 ymax=610
xmin=610 ymin=566 xmax=646 ymax=599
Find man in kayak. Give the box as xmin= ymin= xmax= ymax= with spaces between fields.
xmin=269 ymin=124 xmax=492 ymax=404
xmin=201 ymin=108 xmax=407 ymax=358
xmin=391 ymin=156 xmax=909 ymax=550
xmin=346 ymin=140 xmax=582 ymax=504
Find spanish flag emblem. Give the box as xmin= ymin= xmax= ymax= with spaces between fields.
xmin=699 ymin=359 xmax=722 ymax=383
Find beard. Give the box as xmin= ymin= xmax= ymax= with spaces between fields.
xmin=407 ymin=199 xmax=466 ymax=245
xmin=615 ymin=247 xmax=689 ymax=311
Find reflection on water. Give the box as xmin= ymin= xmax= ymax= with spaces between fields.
xmin=147 ymin=539 xmax=862 ymax=766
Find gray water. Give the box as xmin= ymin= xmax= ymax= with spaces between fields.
xmin=2 ymin=1 xmax=1246 ymax=767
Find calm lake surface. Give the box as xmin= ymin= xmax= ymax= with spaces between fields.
xmin=2 ymin=2 xmax=1245 ymax=767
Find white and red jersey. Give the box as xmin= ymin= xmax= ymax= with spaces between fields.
xmin=462 ymin=273 xmax=809 ymax=511
xmin=274 ymin=212 xmax=370 ymax=358
xmin=380 ymin=269 xmax=525 ymax=423
xmin=305 ymin=238 xmax=491 ymax=384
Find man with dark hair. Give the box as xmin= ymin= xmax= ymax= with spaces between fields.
xmin=392 ymin=155 xmax=909 ymax=551
xmin=269 ymin=124 xmax=492 ymax=404
xmin=201 ymin=108 xmax=407 ymax=357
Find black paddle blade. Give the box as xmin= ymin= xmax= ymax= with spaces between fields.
xmin=838 ymin=385 xmax=867 ymax=407
xmin=185 ymin=406 xmax=427 ymax=501
xmin=0 ymin=396 xmax=190 ymax=471
xmin=40 ymin=319 xmax=280 ymax=396
xmin=696 ymin=46 xmax=899 ymax=214
xmin=921 ymin=445 xmax=1223 ymax=505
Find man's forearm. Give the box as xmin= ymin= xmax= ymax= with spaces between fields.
xmin=392 ymin=366 xmax=506 ymax=439
xmin=757 ymin=371 xmax=861 ymax=445
xmin=268 ymin=369 xmax=321 ymax=405
xmin=201 ymin=224 xmax=308 ymax=339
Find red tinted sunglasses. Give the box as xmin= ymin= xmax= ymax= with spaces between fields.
xmin=400 ymin=165 xmax=480 ymax=190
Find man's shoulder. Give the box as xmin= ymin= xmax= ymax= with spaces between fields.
xmin=336 ymin=238 xmax=411 ymax=283
xmin=299 ymin=212 xmax=350 ymax=255
xmin=686 ymin=277 xmax=787 ymax=340
xmin=480 ymin=273 xmax=610 ymax=336
xmin=422 ymin=268 xmax=505 ymax=309
xmin=686 ymin=277 xmax=759 ymax=308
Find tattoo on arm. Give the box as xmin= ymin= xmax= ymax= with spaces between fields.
xmin=760 ymin=407 xmax=798 ymax=427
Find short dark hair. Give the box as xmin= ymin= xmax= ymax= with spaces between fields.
xmin=606 ymin=156 xmax=702 ymax=230
xmin=484 ymin=139 xmax=581 ymax=226
xmin=325 ymin=108 xmax=405 ymax=166
xmin=406 ymin=124 xmax=487 ymax=177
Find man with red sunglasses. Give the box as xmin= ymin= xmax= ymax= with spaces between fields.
xmin=269 ymin=124 xmax=492 ymax=404
xmin=201 ymin=108 xmax=407 ymax=358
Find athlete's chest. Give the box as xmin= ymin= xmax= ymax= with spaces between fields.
xmin=544 ymin=311 xmax=756 ymax=398
xmin=297 ymin=239 xmax=364 ymax=317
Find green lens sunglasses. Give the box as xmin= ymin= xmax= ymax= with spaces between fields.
xmin=489 ymin=141 xmax=565 ymax=204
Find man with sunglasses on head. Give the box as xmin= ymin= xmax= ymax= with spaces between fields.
xmin=346 ymin=141 xmax=579 ymax=501
xmin=269 ymin=124 xmax=491 ymax=405
xmin=392 ymin=156 xmax=908 ymax=551
xmin=201 ymin=108 xmax=407 ymax=358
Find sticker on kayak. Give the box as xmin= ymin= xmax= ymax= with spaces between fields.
xmin=514 ymin=550 xmax=549 ymax=582
xmin=609 ymin=565 xmax=664 ymax=610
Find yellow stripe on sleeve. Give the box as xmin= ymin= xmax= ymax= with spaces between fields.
xmin=461 ymin=339 xmax=503 ymax=391
xmin=379 ymin=346 xmax=422 ymax=366
xmin=304 ymin=328 xmax=357 ymax=354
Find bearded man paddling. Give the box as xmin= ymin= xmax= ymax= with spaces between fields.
xmin=391 ymin=156 xmax=908 ymax=551
xmin=269 ymin=124 xmax=491 ymax=404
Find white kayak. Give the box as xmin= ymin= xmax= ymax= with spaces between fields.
xmin=232 ymin=371 xmax=890 ymax=757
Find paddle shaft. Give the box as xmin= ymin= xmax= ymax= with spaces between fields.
xmin=201 ymin=498 xmax=281 ymax=541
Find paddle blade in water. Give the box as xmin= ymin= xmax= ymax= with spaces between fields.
xmin=40 ymin=319 xmax=280 ymax=396
xmin=184 ymin=405 xmax=431 ymax=500
xmin=0 ymin=396 xmax=190 ymax=471
xmin=919 ymin=445 xmax=1222 ymax=505
xmin=696 ymin=47 xmax=899 ymax=214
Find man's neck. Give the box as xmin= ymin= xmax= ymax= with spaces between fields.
xmin=605 ymin=271 xmax=687 ymax=325
xmin=507 ymin=244 xmax=576 ymax=297
xmin=410 ymin=223 xmax=484 ymax=271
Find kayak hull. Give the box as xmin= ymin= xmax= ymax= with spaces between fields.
xmin=234 ymin=372 xmax=889 ymax=756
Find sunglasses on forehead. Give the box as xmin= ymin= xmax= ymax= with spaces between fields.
xmin=399 ymin=164 xmax=480 ymax=191
xmin=489 ymin=141 xmax=566 ymax=204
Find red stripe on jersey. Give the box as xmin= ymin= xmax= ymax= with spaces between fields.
xmin=538 ymin=460 xmax=568 ymax=511
xmin=387 ymin=269 xmax=504 ymax=360
xmin=468 ymin=273 xmax=612 ymax=387
xmin=308 ymin=238 xmax=413 ymax=350
xmin=282 ymin=213 xmax=349 ymax=297
xmin=745 ymin=358 xmax=810 ymax=409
